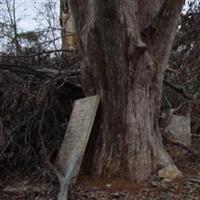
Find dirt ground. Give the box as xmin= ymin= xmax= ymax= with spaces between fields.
xmin=1 ymin=137 xmax=200 ymax=200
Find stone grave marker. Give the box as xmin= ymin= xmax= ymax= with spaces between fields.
xmin=56 ymin=95 xmax=100 ymax=200
xmin=166 ymin=114 xmax=191 ymax=146
xmin=165 ymin=114 xmax=191 ymax=161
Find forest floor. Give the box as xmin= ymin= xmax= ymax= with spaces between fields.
xmin=1 ymin=137 xmax=200 ymax=200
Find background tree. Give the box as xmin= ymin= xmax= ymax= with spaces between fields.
xmin=0 ymin=0 xmax=21 ymax=55
xmin=33 ymin=0 xmax=61 ymax=52
xmin=0 ymin=0 xmax=70 ymax=174
xmin=67 ymin=0 xmax=185 ymax=182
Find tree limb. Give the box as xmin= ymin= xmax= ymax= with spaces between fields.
xmin=0 ymin=49 xmax=70 ymax=58
xmin=0 ymin=63 xmax=82 ymax=89
xmin=163 ymin=80 xmax=193 ymax=100
xmin=152 ymin=0 xmax=185 ymax=68
xmin=163 ymin=132 xmax=198 ymax=154
xmin=0 ymin=63 xmax=51 ymax=79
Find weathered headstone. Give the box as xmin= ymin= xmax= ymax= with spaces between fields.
xmin=166 ymin=115 xmax=191 ymax=146
xmin=56 ymin=95 xmax=100 ymax=200
xmin=165 ymin=114 xmax=191 ymax=160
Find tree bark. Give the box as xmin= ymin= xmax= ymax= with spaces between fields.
xmin=60 ymin=0 xmax=78 ymax=51
xmin=67 ymin=0 xmax=185 ymax=182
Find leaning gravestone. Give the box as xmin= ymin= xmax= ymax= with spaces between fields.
xmin=56 ymin=95 xmax=100 ymax=200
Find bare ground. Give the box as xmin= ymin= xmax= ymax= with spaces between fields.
xmin=1 ymin=137 xmax=200 ymax=200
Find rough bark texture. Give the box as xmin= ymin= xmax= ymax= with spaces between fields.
xmin=67 ymin=0 xmax=185 ymax=182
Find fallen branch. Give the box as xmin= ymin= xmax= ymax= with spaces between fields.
xmin=163 ymin=131 xmax=198 ymax=154
xmin=0 ymin=63 xmax=51 ymax=79
xmin=163 ymin=80 xmax=193 ymax=100
xmin=0 ymin=49 xmax=71 ymax=58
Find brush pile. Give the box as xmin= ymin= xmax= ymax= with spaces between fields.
xmin=0 ymin=52 xmax=83 ymax=177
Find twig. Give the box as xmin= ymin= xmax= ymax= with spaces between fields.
xmin=188 ymin=179 xmax=200 ymax=184
xmin=0 ymin=134 xmax=15 ymax=158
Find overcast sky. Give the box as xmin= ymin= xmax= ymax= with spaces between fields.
xmin=0 ymin=0 xmax=60 ymax=51
xmin=0 ymin=0 xmax=60 ymax=31
xmin=21 ymin=0 xmax=59 ymax=31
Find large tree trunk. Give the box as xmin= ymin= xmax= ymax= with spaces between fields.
xmin=67 ymin=0 xmax=184 ymax=182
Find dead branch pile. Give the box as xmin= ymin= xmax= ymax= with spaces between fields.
xmin=0 ymin=52 xmax=83 ymax=177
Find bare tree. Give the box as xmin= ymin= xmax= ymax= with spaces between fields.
xmin=67 ymin=0 xmax=185 ymax=182
xmin=0 ymin=0 xmax=21 ymax=55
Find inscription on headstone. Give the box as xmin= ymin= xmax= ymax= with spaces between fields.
xmin=56 ymin=95 xmax=100 ymax=200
